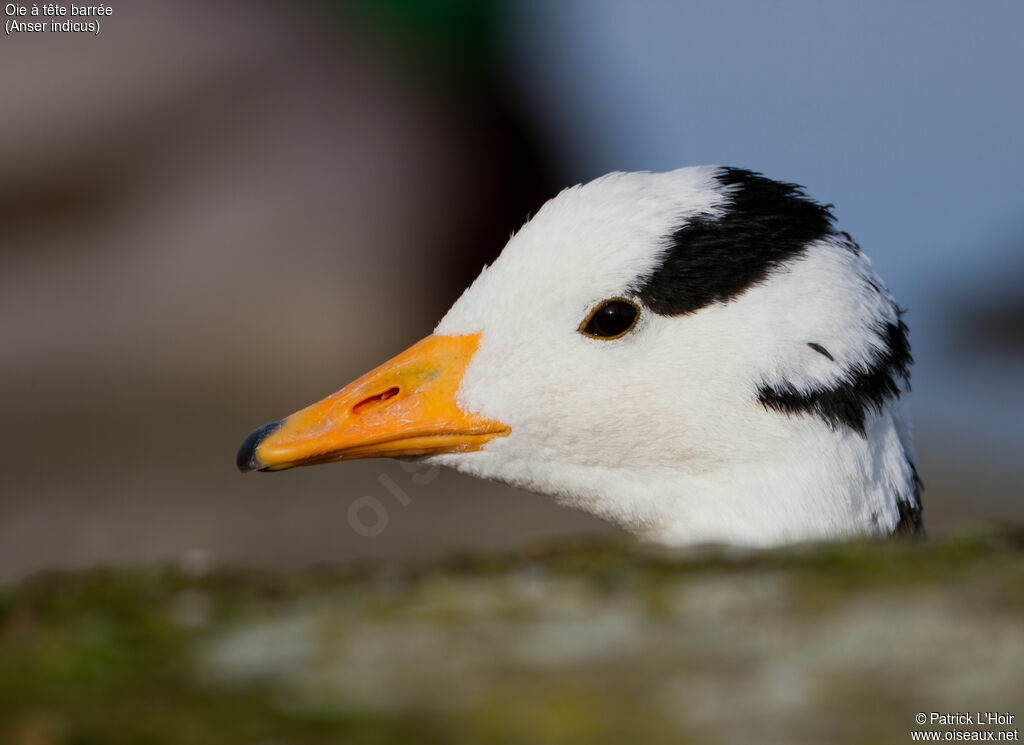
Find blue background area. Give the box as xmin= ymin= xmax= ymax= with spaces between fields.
xmin=505 ymin=0 xmax=1024 ymax=455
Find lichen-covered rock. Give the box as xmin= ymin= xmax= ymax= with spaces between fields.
xmin=2 ymin=530 xmax=1023 ymax=745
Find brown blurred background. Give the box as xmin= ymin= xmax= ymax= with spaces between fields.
xmin=1 ymin=0 xmax=1022 ymax=582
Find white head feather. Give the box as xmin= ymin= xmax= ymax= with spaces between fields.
xmin=429 ymin=167 xmax=920 ymax=546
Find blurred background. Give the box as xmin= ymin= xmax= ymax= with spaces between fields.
xmin=2 ymin=0 xmax=1022 ymax=583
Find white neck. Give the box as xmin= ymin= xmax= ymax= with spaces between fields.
xmin=435 ymin=402 xmax=916 ymax=547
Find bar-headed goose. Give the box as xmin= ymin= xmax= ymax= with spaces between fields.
xmin=238 ymin=167 xmax=922 ymax=546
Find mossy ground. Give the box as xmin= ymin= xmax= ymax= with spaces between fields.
xmin=3 ymin=530 xmax=1023 ymax=745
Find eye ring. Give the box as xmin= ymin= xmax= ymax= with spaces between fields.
xmin=579 ymin=298 xmax=640 ymax=340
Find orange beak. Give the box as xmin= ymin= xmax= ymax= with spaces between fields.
xmin=237 ymin=333 xmax=509 ymax=472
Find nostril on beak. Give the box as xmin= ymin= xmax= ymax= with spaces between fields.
xmin=352 ymin=386 xmax=400 ymax=415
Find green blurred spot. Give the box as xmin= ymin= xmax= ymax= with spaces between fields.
xmin=320 ymin=0 xmax=502 ymax=77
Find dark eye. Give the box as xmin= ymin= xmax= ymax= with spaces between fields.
xmin=580 ymin=299 xmax=639 ymax=339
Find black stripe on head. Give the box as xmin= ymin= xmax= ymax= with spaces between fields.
xmin=757 ymin=318 xmax=913 ymax=436
xmin=636 ymin=168 xmax=839 ymax=316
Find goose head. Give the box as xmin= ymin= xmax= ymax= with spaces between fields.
xmin=238 ymin=167 xmax=921 ymax=546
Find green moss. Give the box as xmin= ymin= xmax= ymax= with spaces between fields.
xmin=2 ymin=529 xmax=1023 ymax=745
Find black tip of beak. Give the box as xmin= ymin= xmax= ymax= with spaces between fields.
xmin=236 ymin=420 xmax=283 ymax=473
